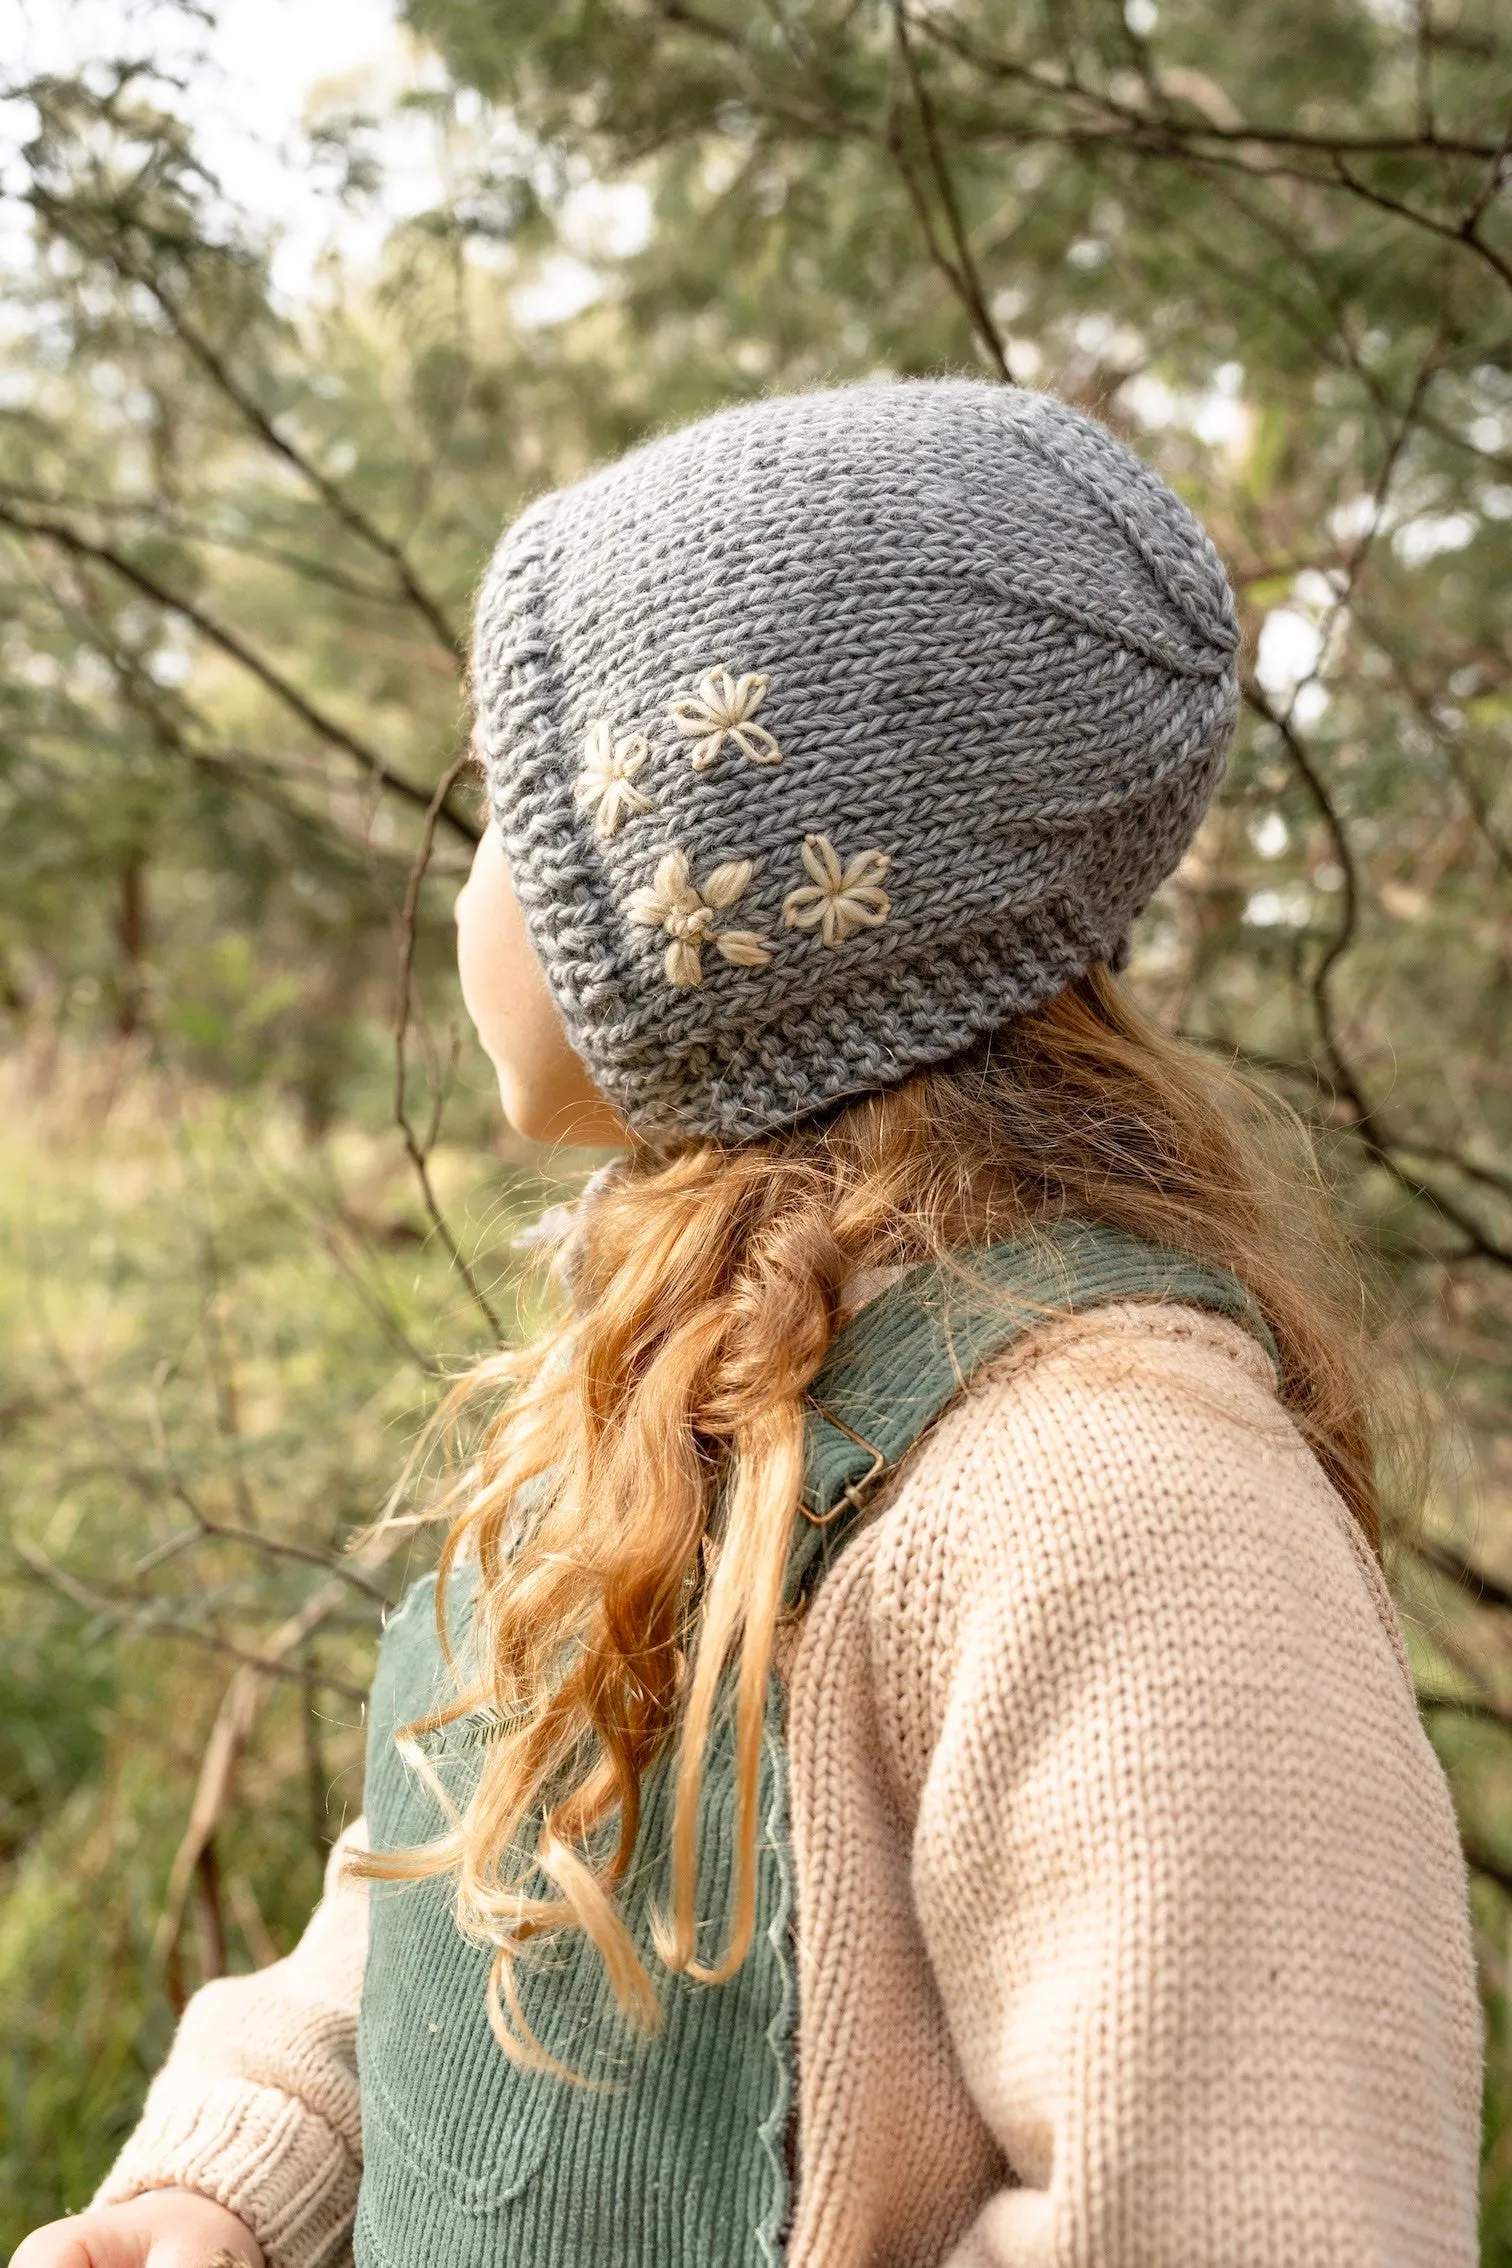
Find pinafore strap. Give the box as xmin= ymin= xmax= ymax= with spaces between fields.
xmin=789 ymin=1219 xmax=1278 ymax=1603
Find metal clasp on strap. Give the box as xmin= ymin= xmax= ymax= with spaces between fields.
xmin=800 ymin=1396 xmax=889 ymax=1525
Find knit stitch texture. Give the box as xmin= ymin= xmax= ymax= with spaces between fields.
xmin=471 ymin=380 xmax=1241 ymax=1139
xmin=97 ymin=1305 xmax=1480 ymax=2268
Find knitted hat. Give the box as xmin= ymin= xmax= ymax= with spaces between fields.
xmin=472 ymin=379 xmax=1239 ymax=1142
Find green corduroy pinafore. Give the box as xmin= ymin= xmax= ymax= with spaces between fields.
xmin=354 ymin=1223 xmax=1278 ymax=2268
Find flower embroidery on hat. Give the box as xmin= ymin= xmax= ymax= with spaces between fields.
xmin=782 ymin=835 xmax=892 ymax=947
xmin=669 ymin=668 xmax=782 ymax=771
xmin=628 ymin=848 xmax=774 ymax=988
xmin=574 ymin=722 xmax=654 ymax=840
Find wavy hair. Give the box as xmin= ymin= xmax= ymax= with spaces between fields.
xmin=358 ymin=967 xmax=1385 ymax=2062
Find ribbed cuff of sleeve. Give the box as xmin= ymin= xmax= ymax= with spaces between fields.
xmin=94 ymin=2078 xmax=358 ymax=2268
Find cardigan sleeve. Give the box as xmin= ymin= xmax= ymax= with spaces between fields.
xmin=873 ymin=1314 xmax=1483 ymax=2268
xmin=94 ymin=1816 xmax=369 ymax=2268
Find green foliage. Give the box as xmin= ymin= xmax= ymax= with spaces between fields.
xmin=1 ymin=0 xmax=1510 ymax=2244
xmin=0 ymin=1056 xmax=579 ymax=2234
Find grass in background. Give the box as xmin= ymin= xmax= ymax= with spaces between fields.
xmin=0 ymin=1039 xmax=583 ymax=2240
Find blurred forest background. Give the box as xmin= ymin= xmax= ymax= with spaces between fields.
xmin=1 ymin=0 xmax=1511 ymax=2248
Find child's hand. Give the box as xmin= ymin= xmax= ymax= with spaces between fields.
xmin=10 ymin=2189 xmax=264 ymax=2267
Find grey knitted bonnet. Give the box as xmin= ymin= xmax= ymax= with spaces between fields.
xmin=472 ymin=379 xmax=1239 ymax=1141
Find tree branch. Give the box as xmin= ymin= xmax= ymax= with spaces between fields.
xmin=1238 ymin=691 xmax=1512 ymax=1269
xmin=12 ymin=1538 xmax=367 ymax=1699
xmin=151 ymin=1576 xmax=353 ymax=1984
xmin=391 ymin=747 xmax=505 ymax=1341
xmin=1414 ymin=1536 xmax=1512 ymax=1615
xmin=912 ymin=21 xmax=1512 ymax=161
xmin=891 ymin=2 xmax=1014 ymax=382
xmin=1328 ymin=150 xmax=1512 ymax=297
xmin=29 ymin=186 xmax=467 ymax=655
xmin=0 ymin=496 xmax=481 ymax=847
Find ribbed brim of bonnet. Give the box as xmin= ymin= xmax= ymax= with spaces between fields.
xmin=472 ymin=379 xmax=1239 ymax=1142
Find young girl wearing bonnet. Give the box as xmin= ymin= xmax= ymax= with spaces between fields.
xmin=20 ymin=380 xmax=1479 ymax=2268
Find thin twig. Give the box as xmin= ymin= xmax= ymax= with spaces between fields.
xmin=0 ymin=498 xmax=480 ymax=847
xmin=391 ymin=748 xmax=505 ymax=1341
xmin=1329 ymin=150 xmax=1512 ymax=296
xmin=1414 ymin=1538 xmax=1512 ymax=1616
xmin=910 ymin=19 xmax=1511 ymax=159
xmin=11 ymin=1539 xmax=368 ymax=1698
xmin=1463 ymin=1840 xmax=1512 ymax=1899
xmin=890 ymin=3 xmax=1014 ymax=382
xmin=28 ymin=190 xmax=465 ymax=654
xmin=33 ymin=1275 xmax=390 ymax=1602
xmin=1420 ymin=1691 xmax=1512 ymax=1732
xmin=0 ymin=480 xmax=403 ymax=606
xmin=152 ymin=1578 xmax=351 ymax=1977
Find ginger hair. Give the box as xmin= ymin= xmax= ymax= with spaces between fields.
xmin=358 ymin=967 xmax=1384 ymax=2061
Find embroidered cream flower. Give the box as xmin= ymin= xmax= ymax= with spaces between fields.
xmin=782 ymin=835 xmax=893 ymax=947
xmin=668 ymin=668 xmax=782 ymax=772
xmin=627 ymin=848 xmax=774 ymax=988
xmin=574 ymin=723 xmax=654 ymax=840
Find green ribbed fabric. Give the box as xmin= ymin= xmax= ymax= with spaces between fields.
xmin=356 ymin=1573 xmax=794 ymax=2268
xmin=355 ymin=1222 xmax=1271 ymax=2266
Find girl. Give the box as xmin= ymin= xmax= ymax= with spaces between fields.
xmin=20 ymin=380 xmax=1480 ymax=2268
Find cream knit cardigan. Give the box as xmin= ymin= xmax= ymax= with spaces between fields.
xmin=98 ymin=1303 xmax=1482 ymax=2266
